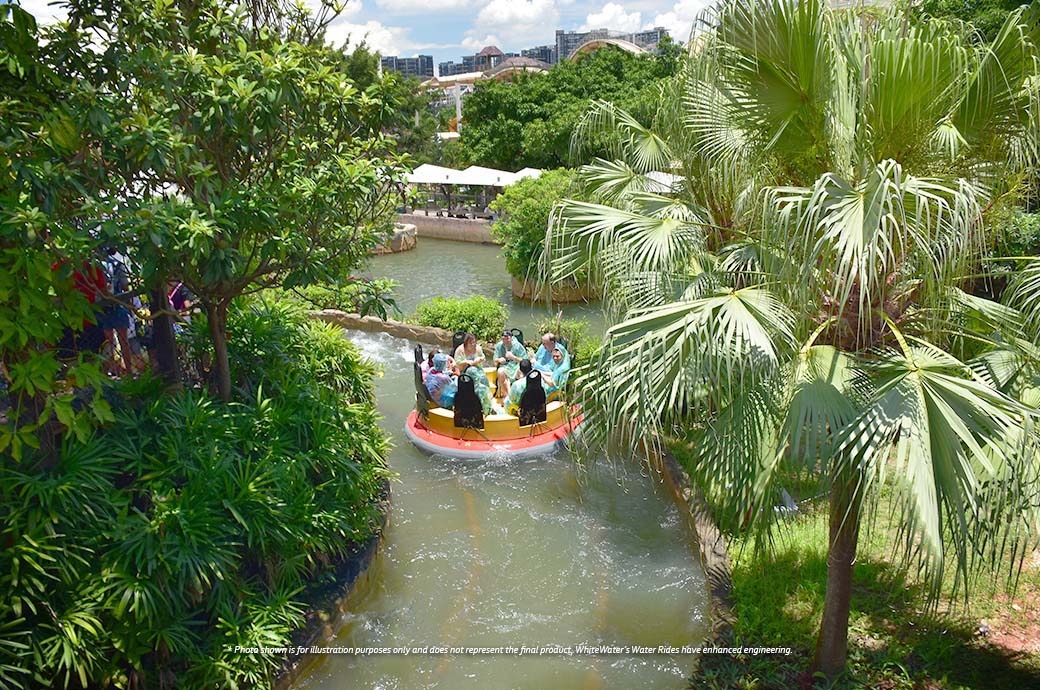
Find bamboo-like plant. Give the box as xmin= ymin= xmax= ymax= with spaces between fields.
xmin=545 ymin=0 xmax=1040 ymax=676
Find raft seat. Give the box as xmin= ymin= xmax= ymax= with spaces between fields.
xmin=424 ymin=401 xmax=567 ymax=440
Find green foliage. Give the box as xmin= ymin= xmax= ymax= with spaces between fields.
xmin=274 ymin=277 xmax=401 ymax=319
xmin=981 ymin=208 xmax=1040 ymax=297
xmin=490 ymin=169 xmax=577 ymax=278
xmin=918 ymin=0 xmax=1023 ymax=41
xmin=675 ymin=439 xmax=1040 ymax=689
xmin=327 ymin=42 xmax=439 ymax=161
xmin=0 ymin=3 xmax=121 ymax=455
xmin=534 ymin=314 xmax=598 ymax=367
xmin=995 ymin=208 xmax=1040 ymax=258
xmin=63 ymin=0 xmax=405 ymax=400
xmin=410 ymin=296 xmax=509 ymax=343
xmin=551 ymin=0 xmax=1040 ymax=676
xmin=460 ymin=46 xmax=679 ymax=170
xmin=0 ymin=301 xmax=388 ymax=688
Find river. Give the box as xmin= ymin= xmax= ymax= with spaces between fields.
xmin=291 ymin=239 xmax=708 ymax=689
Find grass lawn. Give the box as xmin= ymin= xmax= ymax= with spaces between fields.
xmin=671 ymin=444 xmax=1040 ymax=689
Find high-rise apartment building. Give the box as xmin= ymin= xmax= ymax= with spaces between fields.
xmin=521 ymin=45 xmax=557 ymax=65
xmin=629 ymin=27 xmax=668 ymax=50
xmin=380 ymin=54 xmax=434 ymax=79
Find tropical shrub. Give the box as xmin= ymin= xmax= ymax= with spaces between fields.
xmin=918 ymin=0 xmax=1022 ymax=40
xmin=534 ymin=314 xmax=598 ymax=367
xmin=0 ymin=301 xmax=389 ymax=688
xmin=410 ymin=296 xmax=509 ymax=343
xmin=490 ymin=169 xmax=577 ymax=279
xmin=459 ymin=43 xmax=681 ymax=170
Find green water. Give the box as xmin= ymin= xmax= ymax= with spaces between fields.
xmin=362 ymin=237 xmax=608 ymax=336
xmin=293 ymin=240 xmax=708 ymax=689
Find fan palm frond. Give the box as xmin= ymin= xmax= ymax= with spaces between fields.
xmin=571 ymin=100 xmax=675 ymax=173
xmin=544 ymin=196 xmax=708 ymax=288
xmin=575 ymin=285 xmax=796 ymax=451
xmin=835 ymin=331 xmax=1032 ymax=584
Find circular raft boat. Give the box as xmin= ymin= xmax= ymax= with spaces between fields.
xmin=405 ymin=344 xmax=582 ymax=458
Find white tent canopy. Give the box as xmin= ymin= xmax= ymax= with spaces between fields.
xmin=458 ymin=165 xmax=517 ymax=186
xmin=405 ymin=164 xmax=540 ymax=188
xmin=514 ymin=167 xmax=542 ymax=181
xmin=406 ymin=163 xmax=459 ymax=185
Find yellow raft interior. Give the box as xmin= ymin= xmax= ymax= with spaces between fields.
xmin=419 ymin=365 xmax=567 ymax=441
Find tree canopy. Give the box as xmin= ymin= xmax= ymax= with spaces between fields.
xmin=2 ymin=0 xmax=407 ymax=406
xmin=459 ymin=45 xmax=680 ymax=170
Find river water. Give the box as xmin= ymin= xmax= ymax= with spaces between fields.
xmin=291 ymin=240 xmax=708 ymax=690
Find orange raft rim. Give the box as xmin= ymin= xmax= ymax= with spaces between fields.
xmin=404 ymin=406 xmax=583 ymax=458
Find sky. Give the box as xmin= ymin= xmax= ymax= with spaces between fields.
xmin=15 ymin=0 xmax=714 ymax=64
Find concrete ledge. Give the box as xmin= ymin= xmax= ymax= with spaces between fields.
xmin=511 ymin=276 xmax=599 ymax=304
xmin=655 ymin=449 xmax=735 ymax=646
xmin=314 ymin=310 xmax=456 ymax=349
xmin=397 ymin=212 xmax=498 ymax=244
xmin=313 ymin=310 xmax=496 ymax=357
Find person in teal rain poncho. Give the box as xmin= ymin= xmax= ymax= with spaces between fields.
xmin=507 ymin=359 xmax=544 ymax=415
xmin=540 ymin=344 xmax=570 ymax=395
xmin=459 ymin=362 xmax=499 ymax=415
xmin=493 ymin=330 xmax=527 ymax=400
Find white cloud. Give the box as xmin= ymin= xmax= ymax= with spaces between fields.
xmin=325 ymin=19 xmax=414 ymax=55
xmin=339 ymin=0 xmax=365 ymax=17
xmin=13 ymin=0 xmax=67 ymax=24
xmin=647 ymin=0 xmax=713 ymax=43
xmin=466 ymin=0 xmax=559 ymax=49
xmin=581 ymin=3 xmax=642 ymax=33
xmin=460 ymin=34 xmax=504 ymax=52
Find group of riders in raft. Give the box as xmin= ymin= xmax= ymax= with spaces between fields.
xmin=419 ymin=329 xmax=571 ymax=417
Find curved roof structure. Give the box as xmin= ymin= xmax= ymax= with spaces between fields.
xmin=570 ymin=38 xmax=647 ymax=59
xmin=484 ymin=56 xmax=551 ymax=81
xmin=420 ymin=71 xmax=486 ymax=89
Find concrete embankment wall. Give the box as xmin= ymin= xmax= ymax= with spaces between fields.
xmin=397 ymin=212 xmax=498 ymax=244
xmin=655 ymin=451 xmax=735 ymax=646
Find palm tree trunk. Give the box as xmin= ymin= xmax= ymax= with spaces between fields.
xmin=206 ymin=300 xmax=232 ymax=402
xmin=812 ymin=474 xmax=862 ymax=676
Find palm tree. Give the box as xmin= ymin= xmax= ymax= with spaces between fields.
xmin=546 ymin=0 xmax=1040 ymax=676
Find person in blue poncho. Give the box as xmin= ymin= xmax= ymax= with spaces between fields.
xmin=493 ymin=330 xmax=527 ymax=401
xmin=532 ymin=332 xmax=556 ymax=373
xmin=539 ymin=344 xmax=571 ymax=395
xmin=506 ymin=359 xmax=544 ymax=415
xmin=425 ymin=353 xmax=457 ymax=408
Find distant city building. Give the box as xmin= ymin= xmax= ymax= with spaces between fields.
xmin=555 ymin=26 xmax=669 ymax=60
xmin=438 ymin=60 xmax=461 ymax=77
xmin=380 ymin=54 xmax=434 ymax=79
xmin=628 ymin=27 xmax=668 ymax=51
xmin=521 ymin=45 xmax=558 ymax=65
